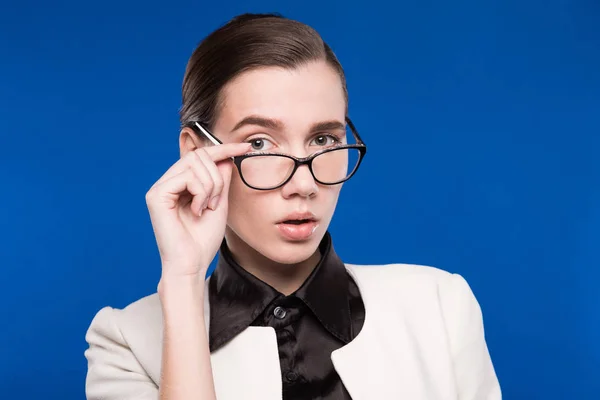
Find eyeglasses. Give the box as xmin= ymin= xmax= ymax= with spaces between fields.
xmin=185 ymin=118 xmax=367 ymax=191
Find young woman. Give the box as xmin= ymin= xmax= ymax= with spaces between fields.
xmin=84 ymin=13 xmax=501 ymax=400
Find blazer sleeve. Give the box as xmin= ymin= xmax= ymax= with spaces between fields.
xmin=439 ymin=273 xmax=502 ymax=400
xmin=84 ymin=306 xmax=158 ymax=400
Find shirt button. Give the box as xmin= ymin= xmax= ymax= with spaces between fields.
xmin=273 ymin=306 xmax=287 ymax=319
xmin=285 ymin=371 xmax=298 ymax=382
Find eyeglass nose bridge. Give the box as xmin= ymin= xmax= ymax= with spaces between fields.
xmin=281 ymin=152 xmax=321 ymax=186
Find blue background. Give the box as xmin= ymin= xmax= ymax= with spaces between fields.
xmin=1 ymin=0 xmax=598 ymax=398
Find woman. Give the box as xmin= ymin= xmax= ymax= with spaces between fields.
xmin=84 ymin=13 xmax=501 ymax=400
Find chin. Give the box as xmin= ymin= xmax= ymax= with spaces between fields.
xmin=256 ymin=227 xmax=325 ymax=265
xmin=226 ymin=223 xmax=326 ymax=265
xmin=266 ymin=240 xmax=320 ymax=265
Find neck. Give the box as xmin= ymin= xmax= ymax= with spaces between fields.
xmin=224 ymin=229 xmax=322 ymax=295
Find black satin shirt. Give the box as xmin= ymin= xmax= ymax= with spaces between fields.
xmin=208 ymin=232 xmax=365 ymax=399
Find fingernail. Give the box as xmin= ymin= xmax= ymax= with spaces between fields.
xmin=209 ymin=195 xmax=220 ymax=210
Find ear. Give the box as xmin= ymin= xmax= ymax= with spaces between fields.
xmin=178 ymin=126 xmax=205 ymax=158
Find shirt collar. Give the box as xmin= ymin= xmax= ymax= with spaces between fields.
xmin=208 ymin=231 xmax=352 ymax=352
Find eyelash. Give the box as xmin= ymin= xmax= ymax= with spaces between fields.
xmin=314 ymin=134 xmax=343 ymax=145
xmin=245 ymin=134 xmax=343 ymax=147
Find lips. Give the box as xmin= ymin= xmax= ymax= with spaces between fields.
xmin=276 ymin=211 xmax=317 ymax=224
xmin=276 ymin=220 xmax=319 ymax=241
xmin=276 ymin=212 xmax=319 ymax=241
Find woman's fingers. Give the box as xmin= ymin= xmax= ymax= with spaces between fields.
xmin=193 ymin=149 xmax=224 ymax=210
xmin=200 ymin=142 xmax=251 ymax=210
xmin=147 ymin=168 xmax=207 ymax=216
xmin=147 ymin=141 xmax=251 ymax=217
xmin=188 ymin=151 xmax=215 ymax=211
xmin=202 ymin=142 xmax=252 ymax=163
xmin=155 ymin=142 xmax=250 ymax=186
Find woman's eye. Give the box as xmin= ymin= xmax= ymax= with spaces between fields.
xmin=311 ymin=135 xmax=340 ymax=147
xmin=247 ymin=137 xmax=274 ymax=151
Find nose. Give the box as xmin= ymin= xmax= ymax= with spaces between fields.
xmin=280 ymin=163 xmax=318 ymax=199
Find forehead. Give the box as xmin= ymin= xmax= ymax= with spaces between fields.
xmin=217 ymin=61 xmax=346 ymax=130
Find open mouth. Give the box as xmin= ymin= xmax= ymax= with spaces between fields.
xmin=282 ymin=219 xmax=312 ymax=225
xmin=276 ymin=219 xmax=319 ymax=241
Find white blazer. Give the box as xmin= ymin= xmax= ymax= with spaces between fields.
xmin=84 ymin=263 xmax=501 ymax=399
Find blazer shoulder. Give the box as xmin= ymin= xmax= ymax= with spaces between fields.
xmin=112 ymin=293 xmax=164 ymax=350
xmin=344 ymin=266 xmax=501 ymax=399
xmin=344 ymin=262 xmax=481 ymax=311
xmin=85 ymin=293 xmax=163 ymax=393
xmin=345 ymin=261 xmax=455 ymax=283
xmin=86 ymin=292 xmax=160 ymax=332
xmin=89 ymin=276 xmax=210 ymax=346
xmin=121 ymin=292 xmax=162 ymax=323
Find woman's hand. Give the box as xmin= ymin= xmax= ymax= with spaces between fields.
xmin=145 ymin=142 xmax=251 ymax=280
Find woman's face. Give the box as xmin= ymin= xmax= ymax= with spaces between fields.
xmin=214 ymin=60 xmax=347 ymax=265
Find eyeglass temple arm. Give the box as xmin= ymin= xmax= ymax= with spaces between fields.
xmin=194 ymin=122 xmax=222 ymax=145
xmin=345 ymin=117 xmax=365 ymax=145
xmin=193 ymin=122 xmax=236 ymax=161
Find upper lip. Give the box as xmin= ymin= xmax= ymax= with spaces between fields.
xmin=277 ymin=211 xmax=318 ymax=224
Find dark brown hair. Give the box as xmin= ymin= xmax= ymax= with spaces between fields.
xmin=179 ymin=13 xmax=348 ymax=130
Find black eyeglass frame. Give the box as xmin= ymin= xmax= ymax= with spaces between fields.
xmin=184 ymin=117 xmax=367 ymax=191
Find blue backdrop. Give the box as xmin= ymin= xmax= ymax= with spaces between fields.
xmin=1 ymin=0 xmax=598 ymax=398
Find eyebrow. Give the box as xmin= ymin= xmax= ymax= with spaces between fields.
xmin=231 ymin=115 xmax=346 ymax=133
xmin=310 ymin=120 xmax=346 ymax=132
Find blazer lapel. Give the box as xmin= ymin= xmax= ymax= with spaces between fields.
xmin=210 ymin=326 xmax=282 ymax=399
xmin=331 ymin=266 xmax=401 ymax=400
xmin=331 ymin=266 xmax=437 ymax=400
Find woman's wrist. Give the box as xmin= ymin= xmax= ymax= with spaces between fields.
xmin=158 ymin=269 xmax=216 ymax=400
xmin=158 ymin=271 xmax=207 ymax=310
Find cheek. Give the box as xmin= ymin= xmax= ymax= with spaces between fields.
xmin=227 ymin=172 xmax=248 ymax=215
xmin=226 ymin=173 xmax=270 ymax=224
xmin=325 ymin=187 xmax=343 ymax=213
